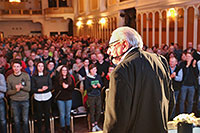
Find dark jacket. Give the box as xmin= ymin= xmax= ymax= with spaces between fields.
xmin=78 ymin=66 xmax=87 ymax=77
xmin=181 ymin=59 xmax=198 ymax=88
xmin=54 ymin=76 xmax=75 ymax=101
xmin=103 ymin=48 xmax=174 ymax=133
xmin=31 ymin=74 xmax=52 ymax=94
xmin=85 ymin=74 xmax=103 ymax=97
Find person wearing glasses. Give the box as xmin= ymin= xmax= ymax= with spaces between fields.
xmin=103 ymin=27 xmax=174 ymax=133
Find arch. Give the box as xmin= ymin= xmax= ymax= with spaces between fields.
xmin=67 ymin=18 xmax=73 ymax=36
xmin=186 ymin=5 xmax=196 ymax=10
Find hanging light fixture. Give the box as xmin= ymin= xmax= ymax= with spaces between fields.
xmin=9 ymin=0 xmax=21 ymax=3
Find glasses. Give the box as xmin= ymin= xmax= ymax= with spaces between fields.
xmin=108 ymin=39 xmax=123 ymax=50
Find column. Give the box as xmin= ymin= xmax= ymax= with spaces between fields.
xmin=152 ymin=12 xmax=155 ymax=46
xmin=141 ymin=13 xmax=143 ymax=38
xmin=118 ymin=11 xmax=125 ymax=27
xmin=183 ymin=8 xmax=188 ymax=50
xmin=85 ymin=0 xmax=89 ymax=15
xmin=56 ymin=0 xmax=59 ymax=8
xmin=136 ymin=13 xmax=139 ymax=32
xmin=73 ymin=0 xmax=78 ymax=17
xmin=67 ymin=0 xmax=72 ymax=7
xmin=107 ymin=18 xmax=110 ymax=40
xmin=174 ymin=9 xmax=178 ymax=44
xmin=166 ymin=10 xmax=169 ymax=45
xmin=110 ymin=17 xmax=113 ymax=34
xmin=41 ymin=0 xmax=48 ymax=11
xmin=193 ymin=7 xmax=198 ymax=49
xmin=146 ymin=13 xmax=149 ymax=47
xmin=100 ymin=0 xmax=106 ymax=11
xmin=159 ymin=12 xmax=162 ymax=48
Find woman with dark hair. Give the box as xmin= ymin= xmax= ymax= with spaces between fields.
xmin=31 ymin=61 xmax=52 ymax=133
xmin=85 ymin=64 xmax=103 ymax=132
xmin=25 ymin=58 xmax=35 ymax=77
xmin=55 ymin=65 xmax=75 ymax=132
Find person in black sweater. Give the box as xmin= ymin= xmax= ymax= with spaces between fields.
xmin=179 ymin=52 xmax=198 ymax=114
xmin=55 ymin=65 xmax=75 ymax=132
xmin=85 ymin=64 xmax=103 ymax=132
xmin=31 ymin=61 xmax=52 ymax=133
xmin=96 ymin=53 xmax=110 ymax=86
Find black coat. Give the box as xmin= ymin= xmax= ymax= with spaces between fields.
xmin=103 ymin=48 xmax=174 ymax=133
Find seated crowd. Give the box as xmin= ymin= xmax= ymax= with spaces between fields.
xmin=0 ymin=35 xmax=200 ymax=133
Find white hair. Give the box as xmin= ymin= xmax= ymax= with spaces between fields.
xmin=109 ymin=26 xmax=143 ymax=49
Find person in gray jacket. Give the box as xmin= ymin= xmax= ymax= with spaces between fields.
xmin=7 ymin=59 xmax=31 ymax=133
xmin=0 ymin=73 xmax=7 ymax=133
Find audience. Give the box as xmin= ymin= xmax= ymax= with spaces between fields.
xmin=1 ymin=34 xmax=200 ymax=132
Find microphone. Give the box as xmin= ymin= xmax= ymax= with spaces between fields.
xmin=109 ymin=52 xmax=126 ymax=61
xmin=109 ymin=47 xmax=133 ymax=61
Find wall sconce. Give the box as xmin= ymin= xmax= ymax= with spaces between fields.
xmin=76 ymin=21 xmax=82 ymax=27
xmin=167 ymin=8 xmax=177 ymax=18
xmin=87 ymin=20 xmax=93 ymax=25
xmin=99 ymin=18 xmax=106 ymax=25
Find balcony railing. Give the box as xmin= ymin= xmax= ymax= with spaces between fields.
xmin=44 ymin=7 xmax=73 ymax=14
xmin=0 ymin=9 xmax=42 ymax=15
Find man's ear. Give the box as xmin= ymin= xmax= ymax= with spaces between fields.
xmin=122 ymin=40 xmax=130 ymax=52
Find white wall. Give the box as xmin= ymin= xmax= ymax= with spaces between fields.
xmin=0 ymin=21 xmax=42 ymax=37
xmin=42 ymin=18 xmax=69 ymax=36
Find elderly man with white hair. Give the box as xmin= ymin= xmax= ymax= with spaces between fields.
xmin=103 ymin=27 xmax=175 ymax=133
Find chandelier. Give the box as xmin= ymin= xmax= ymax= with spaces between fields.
xmin=9 ymin=0 xmax=21 ymax=2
